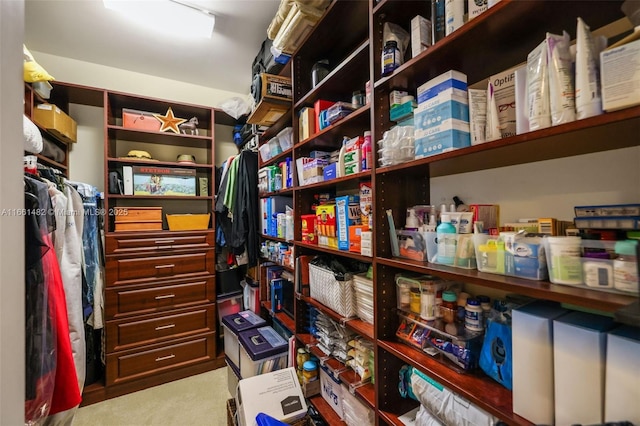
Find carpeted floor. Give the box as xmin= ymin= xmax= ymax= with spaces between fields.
xmin=73 ymin=367 xmax=231 ymax=426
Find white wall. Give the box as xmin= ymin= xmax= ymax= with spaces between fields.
xmin=1 ymin=1 xmax=25 ymax=423
xmin=431 ymin=146 xmax=640 ymax=223
xmin=33 ymin=51 xmax=243 ymax=189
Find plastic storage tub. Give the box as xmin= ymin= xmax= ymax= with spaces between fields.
xmin=226 ymin=356 xmax=241 ymax=397
xmin=473 ymin=233 xmax=547 ymax=280
xmin=238 ymin=326 xmax=289 ymax=379
xmin=543 ymin=237 xmax=639 ymax=294
xmin=276 ymin=127 xmax=293 ymax=151
xmin=222 ymin=310 xmax=266 ymax=371
xmin=353 ymin=274 xmax=374 ymax=325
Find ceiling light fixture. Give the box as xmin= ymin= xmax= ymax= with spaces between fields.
xmin=103 ymin=0 xmax=215 ymax=39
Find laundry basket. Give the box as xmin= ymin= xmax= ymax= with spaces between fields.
xmin=309 ymin=263 xmax=356 ymax=318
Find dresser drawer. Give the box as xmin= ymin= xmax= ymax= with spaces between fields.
xmin=106 ymin=251 xmax=214 ymax=286
xmin=106 ymin=306 xmax=215 ymax=352
xmin=105 ymin=276 xmax=215 ymax=320
xmin=106 ymin=231 xmax=214 ymax=255
xmin=106 ymin=333 xmax=216 ymax=386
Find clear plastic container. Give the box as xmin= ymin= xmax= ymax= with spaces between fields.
xmin=276 ymin=127 xmax=293 ymax=151
xmin=325 ymin=102 xmax=356 ymax=125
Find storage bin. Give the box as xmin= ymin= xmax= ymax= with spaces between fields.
xmin=425 ymin=232 xmax=477 ymax=270
xmin=276 ymin=127 xmax=293 ymax=151
xmin=166 ymin=213 xmax=210 ymax=231
xmin=217 ymin=268 xmax=242 ymax=296
xmin=222 ymin=310 xmax=266 ymax=371
xmin=268 ymin=137 xmax=282 ymax=157
xmin=238 ymin=326 xmax=288 ymax=379
xmin=217 ymin=293 xmax=243 ymax=327
xmin=258 ymin=143 xmax=272 ymax=162
xmin=543 ymin=237 xmax=639 ymax=294
xmin=309 ymin=263 xmax=356 ymax=318
xmin=226 ymin=356 xmax=241 ymax=397
xmin=474 ymin=233 xmax=547 ymax=280
xmin=122 ymin=108 xmax=161 ymax=132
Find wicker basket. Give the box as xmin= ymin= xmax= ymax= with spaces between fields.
xmin=309 ymin=263 xmax=356 ymax=317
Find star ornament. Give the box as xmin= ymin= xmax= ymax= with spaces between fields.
xmin=154 ymin=107 xmax=187 ymax=134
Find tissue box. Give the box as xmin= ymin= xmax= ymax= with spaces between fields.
xmin=417 ymin=70 xmax=467 ymax=103
xmin=414 ymin=128 xmax=471 ymax=158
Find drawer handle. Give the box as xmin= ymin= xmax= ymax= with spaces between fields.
xmin=154 ymin=294 xmax=175 ymax=300
xmin=154 ymin=239 xmax=175 ymax=245
xmin=155 ymin=354 xmax=175 ymax=362
xmin=155 ymin=324 xmax=176 ymax=331
xmin=155 ymin=264 xmax=175 ymax=270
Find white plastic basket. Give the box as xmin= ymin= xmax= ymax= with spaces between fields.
xmin=309 ymin=263 xmax=356 ymax=318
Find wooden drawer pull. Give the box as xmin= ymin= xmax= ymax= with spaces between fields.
xmin=155 ymin=324 xmax=176 ymax=331
xmin=155 ymin=264 xmax=175 ymax=270
xmin=155 ymin=354 xmax=175 ymax=362
xmin=154 ymin=294 xmax=176 ymax=300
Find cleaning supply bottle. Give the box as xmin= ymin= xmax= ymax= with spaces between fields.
xmin=337 ymin=136 xmax=348 ymax=177
xmin=436 ymin=214 xmax=457 ymax=265
xmin=362 ymin=130 xmax=372 ymax=171
xmin=405 ymin=208 xmax=419 ymax=230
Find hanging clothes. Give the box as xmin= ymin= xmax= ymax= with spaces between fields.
xmin=230 ymin=150 xmax=259 ymax=267
xmin=24 ymin=176 xmax=81 ymax=421
xmin=47 ymin=180 xmax=86 ymax=393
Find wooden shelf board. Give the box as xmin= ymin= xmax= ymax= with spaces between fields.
xmin=376 ymin=257 xmax=636 ymax=312
xmin=300 ymin=295 xmax=374 ymax=340
xmin=108 ymin=125 xmax=213 ymax=148
xmin=294 ymin=242 xmax=373 ymax=263
xmin=261 ymin=301 xmax=296 ymax=333
xmin=258 ymin=187 xmax=294 ymax=198
xmin=259 ymin=146 xmax=293 ymax=168
xmin=109 ymin=195 xmax=213 ymax=201
xmin=354 ymin=382 xmax=376 ymax=410
xmin=294 ymin=105 xmax=371 ymax=152
xmin=259 ymin=112 xmax=291 ymax=143
xmin=297 ymin=333 xmax=316 ymax=347
xmin=35 ymin=154 xmax=67 ymax=171
xmin=376 ymin=105 xmax=640 ymax=178
xmin=379 ymin=339 xmax=534 ymax=425
xmin=107 ymin=157 xmax=212 ymax=169
xmin=308 ymin=395 xmax=347 ymax=426
xmin=259 ymin=234 xmax=293 ymax=244
xmin=259 ymin=257 xmax=295 ymax=273
xmin=294 ymin=169 xmax=372 ymax=192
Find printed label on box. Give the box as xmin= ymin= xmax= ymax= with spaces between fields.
xmin=415 ymin=129 xmax=471 ymax=158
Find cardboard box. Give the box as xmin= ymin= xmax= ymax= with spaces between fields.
xmin=122 ymin=108 xmax=161 ymax=132
xmin=336 ymin=195 xmax=361 ymax=251
xmin=33 ymin=103 xmax=78 ymax=143
xmin=349 ymin=225 xmax=368 ymax=253
xmin=301 ymin=214 xmax=317 ymax=244
xmin=415 ymin=102 xmax=470 ymax=132
xmin=512 ymin=301 xmax=569 ymax=425
xmin=316 ymin=204 xmax=337 ymax=248
xmin=132 ymin=166 xmax=196 ymax=196
xmin=417 ymin=70 xmax=467 ymax=104
xmin=235 ymin=368 xmax=307 ymax=426
xmin=320 ymin=366 xmax=344 ymax=419
xmin=601 ymin=38 xmax=640 ymax=111
xmin=488 ymin=65 xmax=519 ymax=138
xmin=248 ymin=98 xmax=290 ymax=127
xmin=299 ymin=106 xmax=316 ymax=141
xmin=468 ymin=0 xmax=488 ymax=20
xmin=323 ymin=162 xmax=337 ymax=181
xmin=553 ymin=311 xmax=615 ymax=426
xmin=411 ymin=15 xmax=432 ymax=58
xmin=605 ymin=325 xmax=640 ymax=424
xmin=257 ymin=73 xmax=292 ymax=102
xmin=414 ymin=128 xmax=471 ymax=158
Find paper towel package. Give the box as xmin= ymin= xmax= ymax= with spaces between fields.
xmin=512 ymin=301 xmax=569 ymax=425
xmin=553 ymin=311 xmax=615 ymax=426
xmin=605 ymin=325 xmax=640 ymax=425
xmin=236 ymin=367 xmax=307 ymax=426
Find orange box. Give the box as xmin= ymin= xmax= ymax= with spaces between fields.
xmin=122 ymin=108 xmax=162 ymax=132
xmin=348 ymin=225 xmax=368 ymax=253
xmin=301 ymin=214 xmax=317 ymax=244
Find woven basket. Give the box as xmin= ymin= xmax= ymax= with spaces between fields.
xmin=309 ymin=263 xmax=356 ymax=317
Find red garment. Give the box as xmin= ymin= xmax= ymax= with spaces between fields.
xmin=41 ymin=234 xmax=81 ymax=415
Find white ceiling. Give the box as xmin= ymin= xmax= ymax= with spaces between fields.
xmin=24 ymin=0 xmax=281 ymax=95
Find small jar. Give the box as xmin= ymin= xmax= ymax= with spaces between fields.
xmin=456 ymin=292 xmax=469 ymax=324
xmin=312 ymin=59 xmax=330 ymax=88
xmin=613 ymin=240 xmax=639 ymax=293
xmin=302 ymin=360 xmax=318 ymax=383
xmin=381 ymin=40 xmax=401 ymax=77
xmin=410 ymin=287 xmax=421 ymax=314
xmin=352 ymin=90 xmax=365 ymax=108
xmin=478 ymin=295 xmax=491 ymax=323
xmin=465 ymin=297 xmax=484 ymax=332
xmin=296 ymin=348 xmax=310 ymax=371
xmin=441 ymin=290 xmax=457 ymax=324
